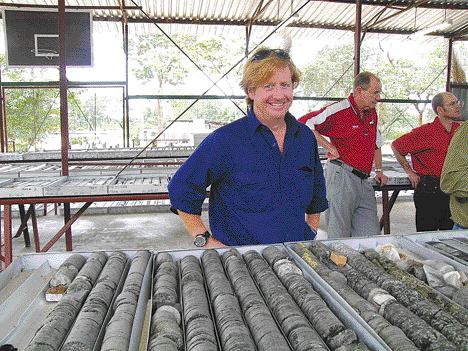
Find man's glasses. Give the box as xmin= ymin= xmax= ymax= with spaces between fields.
xmin=445 ymin=100 xmax=464 ymax=108
xmin=250 ymin=49 xmax=290 ymax=62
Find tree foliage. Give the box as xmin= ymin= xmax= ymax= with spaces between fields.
xmin=68 ymin=91 xmax=120 ymax=132
xmin=1 ymin=55 xmax=61 ymax=151
xmin=301 ymin=44 xmax=355 ymax=99
xmin=300 ymin=40 xmax=447 ymax=140
xmin=1 ymin=55 xmax=119 ymax=151
xmin=129 ymin=33 xmax=244 ymax=141
xmin=1 ymin=32 xmax=456 ymax=151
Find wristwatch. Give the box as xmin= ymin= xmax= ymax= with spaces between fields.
xmin=194 ymin=231 xmax=211 ymax=247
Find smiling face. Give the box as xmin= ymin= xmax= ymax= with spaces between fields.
xmin=248 ymin=66 xmax=294 ymax=125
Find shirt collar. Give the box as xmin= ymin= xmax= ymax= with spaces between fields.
xmin=247 ymin=107 xmax=300 ymax=136
xmin=433 ymin=116 xmax=443 ymax=128
xmin=433 ymin=116 xmax=456 ymax=134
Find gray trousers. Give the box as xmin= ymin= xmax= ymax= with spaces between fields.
xmin=324 ymin=161 xmax=380 ymax=238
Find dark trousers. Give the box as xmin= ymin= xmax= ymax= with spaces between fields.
xmin=414 ymin=176 xmax=453 ymax=231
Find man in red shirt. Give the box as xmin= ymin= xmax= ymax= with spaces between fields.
xmin=391 ymin=92 xmax=462 ymax=232
xmin=299 ymin=72 xmax=388 ymax=238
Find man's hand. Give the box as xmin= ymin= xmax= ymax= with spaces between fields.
xmin=306 ymin=213 xmax=320 ymax=239
xmin=406 ymin=169 xmax=420 ymax=188
xmin=374 ymin=171 xmax=388 ymax=186
xmin=312 ymin=130 xmax=339 ymax=160
xmin=206 ymin=237 xmax=225 ymax=248
xmin=326 ymin=144 xmax=340 ymax=160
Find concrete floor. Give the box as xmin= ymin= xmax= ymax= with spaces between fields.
xmin=8 ymin=196 xmax=417 ymax=259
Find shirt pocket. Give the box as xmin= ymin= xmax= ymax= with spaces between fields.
xmin=289 ymin=167 xmax=314 ymax=208
xmin=230 ymin=171 xmax=273 ymax=212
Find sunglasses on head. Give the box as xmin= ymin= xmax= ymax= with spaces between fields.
xmin=250 ymin=49 xmax=290 ymax=62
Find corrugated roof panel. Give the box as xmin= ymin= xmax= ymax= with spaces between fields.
xmin=0 ymin=0 xmax=465 ymax=38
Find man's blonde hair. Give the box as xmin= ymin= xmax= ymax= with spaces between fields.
xmin=240 ymin=48 xmax=301 ymax=106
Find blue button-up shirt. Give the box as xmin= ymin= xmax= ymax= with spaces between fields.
xmin=168 ymin=108 xmax=328 ymax=246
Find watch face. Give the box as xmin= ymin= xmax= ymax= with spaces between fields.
xmin=194 ymin=234 xmax=207 ymax=247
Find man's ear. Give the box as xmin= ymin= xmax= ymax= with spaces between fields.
xmin=247 ymin=87 xmax=256 ymax=101
xmin=436 ymin=105 xmax=444 ymax=116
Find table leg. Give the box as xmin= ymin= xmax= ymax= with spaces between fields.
xmin=64 ymin=203 xmax=72 ymax=251
xmin=380 ymin=190 xmax=401 ymax=234
xmin=31 ymin=205 xmax=40 ymax=252
xmin=381 ymin=190 xmax=390 ymax=234
xmin=17 ymin=204 xmax=31 ymax=247
xmin=4 ymin=204 xmax=12 ymax=266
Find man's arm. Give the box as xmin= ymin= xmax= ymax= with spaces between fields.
xmin=312 ymin=130 xmax=339 ymax=159
xmin=441 ymin=125 xmax=468 ymax=198
xmin=299 ymin=109 xmax=339 ymax=160
xmin=391 ymin=143 xmax=419 ymax=188
xmin=373 ymin=148 xmax=388 ymax=186
xmin=168 ymin=131 xmax=225 ymax=248
xmin=305 ymin=140 xmax=328 ymax=235
xmin=178 ymin=210 xmax=225 ymax=248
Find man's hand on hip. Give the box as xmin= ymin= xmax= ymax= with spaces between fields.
xmin=326 ymin=145 xmax=340 ymax=160
xmin=406 ymin=170 xmax=420 ymax=188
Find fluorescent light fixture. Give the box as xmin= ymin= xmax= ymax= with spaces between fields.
xmin=414 ymin=20 xmax=453 ymax=37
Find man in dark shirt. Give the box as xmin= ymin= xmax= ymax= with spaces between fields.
xmin=168 ymin=47 xmax=328 ymax=247
xmin=392 ymin=92 xmax=461 ymax=231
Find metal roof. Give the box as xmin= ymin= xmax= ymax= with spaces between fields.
xmin=1 ymin=0 xmax=467 ymax=40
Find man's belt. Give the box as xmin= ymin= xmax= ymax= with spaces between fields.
xmin=330 ymin=159 xmax=369 ymax=180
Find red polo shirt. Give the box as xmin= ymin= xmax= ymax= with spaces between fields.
xmin=299 ymin=94 xmax=382 ymax=174
xmin=392 ymin=117 xmax=460 ymax=177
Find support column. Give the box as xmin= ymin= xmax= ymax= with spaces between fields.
xmin=58 ymin=0 xmax=72 ymax=251
xmin=354 ymin=0 xmax=362 ymax=77
xmin=124 ymin=22 xmax=130 ymax=148
xmin=0 ymin=70 xmax=4 ymax=152
xmin=446 ymin=38 xmax=453 ymax=92
xmin=2 ymin=88 xmax=6 ymax=152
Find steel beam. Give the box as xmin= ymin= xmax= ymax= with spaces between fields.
xmin=58 ymin=0 xmax=73 ymax=252
xmin=446 ymin=38 xmax=453 ymax=91
xmin=0 ymin=81 xmax=126 ymax=88
xmin=0 ymin=3 xmax=141 ymax=10
xmin=0 ymin=75 xmax=4 ymax=153
xmin=354 ymin=0 xmax=362 ymax=76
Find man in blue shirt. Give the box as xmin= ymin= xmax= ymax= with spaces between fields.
xmin=168 ymin=47 xmax=328 ymax=247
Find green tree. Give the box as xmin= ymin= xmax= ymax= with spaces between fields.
xmin=301 ymin=44 xmax=355 ymax=99
xmin=300 ymin=42 xmax=447 ymax=140
xmin=68 ymin=91 xmax=120 ymax=131
xmin=130 ymin=33 xmax=244 ymax=133
xmin=374 ymin=44 xmax=446 ymax=137
xmin=1 ymin=55 xmax=61 ymax=151
xmin=170 ymin=99 xmax=242 ymax=124
xmin=7 ymin=89 xmax=61 ymax=151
